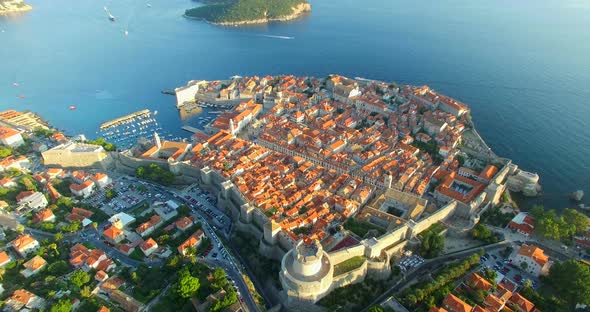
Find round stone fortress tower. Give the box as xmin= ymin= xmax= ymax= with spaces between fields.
xmin=279 ymin=238 xmax=334 ymax=304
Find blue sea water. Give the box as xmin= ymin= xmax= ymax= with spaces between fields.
xmin=1 ymin=0 xmax=589 ymax=209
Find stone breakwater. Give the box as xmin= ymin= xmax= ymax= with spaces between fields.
xmin=185 ymin=3 xmax=311 ymax=26
xmin=0 ymin=0 xmax=32 ymax=14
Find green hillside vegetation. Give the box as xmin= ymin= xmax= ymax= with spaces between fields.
xmin=185 ymin=0 xmax=309 ymax=24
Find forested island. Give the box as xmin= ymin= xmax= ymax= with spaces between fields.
xmin=0 ymin=0 xmax=32 ymax=14
xmin=185 ymin=0 xmax=311 ymax=26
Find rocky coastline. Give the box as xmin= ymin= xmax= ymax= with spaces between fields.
xmin=185 ymin=3 xmax=311 ymax=26
xmin=0 ymin=0 xmax=32 ymax=15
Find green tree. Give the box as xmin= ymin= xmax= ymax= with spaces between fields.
xmin=471 ymin=224 xmax=497 ymax=243
xmin=48 ymin=260 xmax=70 ymax=275
xmin=177 ymin=205 xmax=191 ymax=217
xmin=54 ymin=232 xmax=64 ymax=242
xmin=80 ymin=285 xmax=92 ymax=298
xmin=563 ymin=208 xmax=590 ymax=235
xmin=105 ymin=189 xmax=118 ymax=200
xmin=62 ymin=220 xmax=81 ymax=233
xmin=174 ymin=267 xmax=201 ymax=299
xmin=0 ymin=146 xmax=12 ymax=158
xmin=50 ymin=299 xmax=72 ymax=312
xmin=368 ymin=305 xmax=385 ymax=312
xmin=545 ymin=260 xmax=590 ymax=310
xmin=211 ymin=268 xmax=228 ymax=290
xmin=420 ymin=231 xmax=444 ymax=258
xmin=71 ymin=269 xmax=91 ymax=287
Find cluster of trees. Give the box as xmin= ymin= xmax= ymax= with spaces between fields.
xmin=86 ymin=137 xmax=117 ymax=151
xmin=470 ymin=224 xmax=499 ymax=244
xmin=173 ymin=267 xmax=201 ymax=299
xmin=70 ymin=270 xmax=91 ymax=288
xmin=209 ymin=268 xmax=238 ymax=312
xmin=318 ymin=276 xmax=389 ymax=310
xmin=530 ymin=206 xmax=589 ymax=241
xmin=0 ymin=145 xmax=12 ymax=158
xmin=519 ymin=260 xmax=590 ymax=311
xmin=411 ymin=140 xmax=440 ymax=157
xmin=480 ymin=206 xmax=513 ymax=227
xmin=344 ymin=218 xmax=385 ymax=238
xmin=33 ymin=127 xmax=54 ymax=138
xmin=419 ymin=224 xmax=445 ymax=258
xmin=399 ymin=253 xmax=481 ymax=309
xmin=185 ymin=0 xmax=309 ymax=23
xmin=136 ymin=163 xmax=175 ymax=185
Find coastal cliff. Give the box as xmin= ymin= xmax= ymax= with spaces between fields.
xmin=0 ymin=0 xmax=32 ymax=14
xmin=185 ymin=0 xmax=311 ymax=26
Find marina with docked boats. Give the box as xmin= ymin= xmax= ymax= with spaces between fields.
xmin=97 ymin=109 xmax=182 ymax=149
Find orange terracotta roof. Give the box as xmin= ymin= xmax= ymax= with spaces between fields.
xmin=467 ymin=272 xmax=493 ymax=292
xmin=0 ymin=250 xmax=11 ymax=264
xmin=517 ymin=244 xmax=549 ymax=266
xmin=11 ymin=234 xmax=37 ymax=252
xmin=508 ymin=293 xmax=534 ymax=312
xmin=10 ymin=289 xmax=36 ymax=305
xmin=443 ymin=293 xmax=472 ymax=312
xmin=0 ymin=126 xmax=20 ymax=139
xmin=34 ymin=208 xmax=55 ymax=223
xmin=103 ymin=225 xmax=122 ymax=240
xmin=23 ymin=255 xmax=47 ymax=271
xmin=140 ymin=238 xmax=158 ymax=251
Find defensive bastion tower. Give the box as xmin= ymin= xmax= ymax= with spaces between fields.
xmin=279 ymin=239 xmax=334 ymax=304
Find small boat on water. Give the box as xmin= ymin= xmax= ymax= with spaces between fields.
xmin=124 ymin=30 xmax=129 ymax=36
xmin=69 ymin=106 xmax=76 ymax=110
xmin=147 ymin=3 xmax=152 ymax=7
xmin=109 ymin=13 xmax=116 ymax=22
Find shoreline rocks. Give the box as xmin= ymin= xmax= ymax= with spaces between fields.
xmin=185 ymin=3 xmax=311 ymax=26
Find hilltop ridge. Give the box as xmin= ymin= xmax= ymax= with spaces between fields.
xmin=185 ymin=0 xmax=311 ymax=26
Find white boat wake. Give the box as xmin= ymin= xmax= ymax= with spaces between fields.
xmin=258 ymin=34 xmax=295 ymax=40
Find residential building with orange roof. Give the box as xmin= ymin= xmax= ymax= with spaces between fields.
xmin=0 ymin=126 xmax=24 ymax=147
xmin=466 ymin=272 xmax=493 ymax=292
xmin=135 ymin=214 xmax=162 ymax=237
xmin=507 ymin=293 xmax=535 ymax=312
xmin=70 ymin=179 xmax=95 ymax=198
xmin=429 ymin=308 xmax=448 ymax=312
xmin=178 ymin=230 xmax=205 ymax=256
xmin=20 ymin=255 xmax=47 ymax=277
xmin=0 ymin=250 xmax=12 ymax=267
xmin=67 ymin=207 xmax=94 ymax=222
xmin=511 ymin=244 xmax=551 ymax=276
xmin=0 ymin=155 xmax=30 ymax=172
xmin=33 ymin=208 xmax=55 ymax=223
xmin=10 ymin=234 xmax=40 ymax=257
xmin=442 ymin=293 xmax=472 ymax=312
xmin=95 ymin=270 xmax=109 ymax=282
xmin=46 ymin=182 xmax=62 ymax=201
xmin=507 ymin=212 xmax=535 ymax=237
xmin=103 ymin=225 xmax=124 ymax=244
xmin=4 ymin=289 xmax=45 ymax=311
xmin=175 ymin=216 xmax=194 ymax=231
xmin=0 ymin=177 xmax=17 ymax=188
xmin=15 ymin=190 xmax=47 ymax=212
xmin=69 ymin=243 xmax=116 ymax=272
xmin=92 ymin=172 xmax=111 ymax=188
xmin=46 ymin=167 xmax=63 ymax=177
xmin=140 ymin=238 xmax=159 ymax=257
